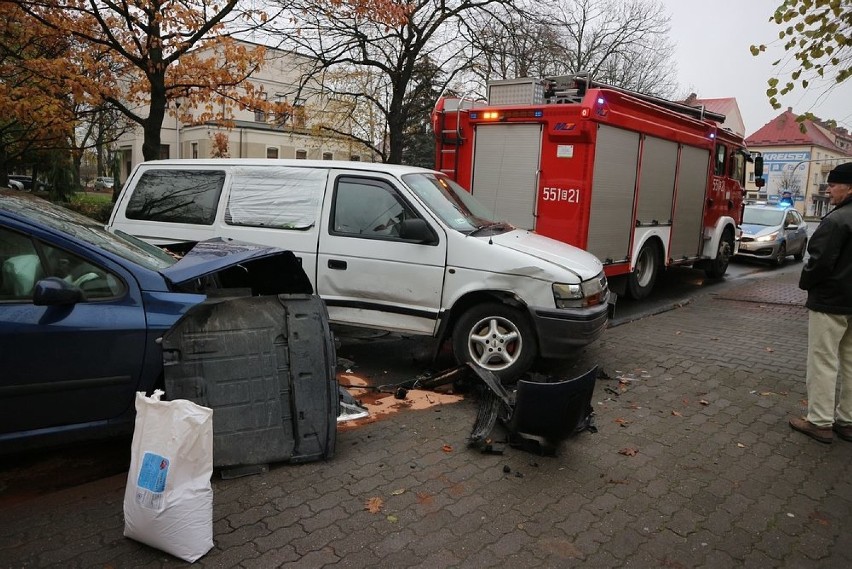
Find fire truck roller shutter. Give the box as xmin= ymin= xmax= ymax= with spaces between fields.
xmin=636 ymin=136 xmax=678 ymax=227
xmin=588 ymin=124 xmax=639 ymax=264
xmin=470 ymin=124 xmax=542 ymax=230
xmin=669 ymin=145 xmax=711 ymax=261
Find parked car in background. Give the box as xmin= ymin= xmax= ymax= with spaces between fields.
xmin=6 ymin=179 xmax=25 ymax=192
xmin=736 ymin=203 xmax=808 ymax=266
xmin=8 ymin=175 xmax=51 ymax=192
xmin=0 ymin=190 xmax=325 ymax=454
xmin=8 ymin=175 xmax=32 ymax=191
xmin=94 ymin=176 xmax=115 ymax=191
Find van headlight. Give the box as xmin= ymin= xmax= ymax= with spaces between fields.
xmin=553 ymin=272 xmax=608 ymax=308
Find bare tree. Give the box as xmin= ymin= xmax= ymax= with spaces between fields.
xmin=268 ymin=0 xmax=519 ymax=164
xmin=463 ymin=0 xmax=678 ymax=98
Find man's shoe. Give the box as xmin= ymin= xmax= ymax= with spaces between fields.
xmin=833 ymin=423 xmax=852 ymax=442
xmin=789 ymin=417 xmax=833 ymax=444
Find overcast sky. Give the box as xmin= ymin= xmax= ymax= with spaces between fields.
xmin=660 ymin=0 xmax=852 ymax=136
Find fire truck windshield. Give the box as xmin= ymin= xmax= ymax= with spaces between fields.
xmin=402 ymin=173 xmax=501 ymax=233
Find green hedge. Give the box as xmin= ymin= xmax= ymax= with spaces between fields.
xmin=65 ymin=193 xmax=115 ymax=223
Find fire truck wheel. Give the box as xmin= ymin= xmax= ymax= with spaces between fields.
xmin=704 ymin=231 xmax=734 ymax=279
xmin=452 ymin=303 xmax=537 ymax=383
xmin=626 ymin=242 xmax=660 ymax=300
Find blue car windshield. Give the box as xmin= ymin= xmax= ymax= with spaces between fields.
xmin=743 ymin=207 xmax=785 ymax=227
xmin=401 ymin=173 xmax=500 ymax=232
xmin=2 ymin=196 xmax=175 ymax=271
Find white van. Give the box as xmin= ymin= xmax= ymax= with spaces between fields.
xmin=108 ymin=159 xmax=612 ymax=380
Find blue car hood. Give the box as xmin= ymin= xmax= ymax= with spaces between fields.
xmin=160 ymin=238 xmax=309 ymax=290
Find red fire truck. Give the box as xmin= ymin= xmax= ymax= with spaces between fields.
xmin=432 ymin=75 xmax=756 ymax=299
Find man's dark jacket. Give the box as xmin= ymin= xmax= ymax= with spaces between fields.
xmin=799 ymin=195 xmax=852 ymax=314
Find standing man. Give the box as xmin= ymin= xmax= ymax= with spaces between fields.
xmin=790 ymin=162 xmax=852 ymax=443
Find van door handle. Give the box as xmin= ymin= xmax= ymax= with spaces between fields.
xmin=328 ymin=259 xmax=347 ymax=270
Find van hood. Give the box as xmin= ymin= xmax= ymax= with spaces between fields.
xmin=488 ymin=230 xmax=603 ymax=279
xmin=160 ymin=238 xmax=313 ymax=293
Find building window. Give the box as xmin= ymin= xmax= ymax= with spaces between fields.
xmin=255 ymin=93 xmax=268 ymax=123
xmin=159 ymin=145 xmax=170 ymax=159
xmin=322 ymin=152 xmax=333 ymax=160
xmin=293 ymin=98 xmax=306 ymax=128
xmin=748 ymin=172 xmax=754 ymax=182
xmin=296 ymin=150 xmax=307 ymax=159
xmin=266 ymin=147 xmax=279 ymax=159
xmin=350 ymin=155 xmax=361 ymax=162
xmin=191 ymin=142 xmax=199 ymax=159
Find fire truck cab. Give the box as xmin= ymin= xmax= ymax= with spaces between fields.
xmin=433 ymin=75 xmax=754 ymax=300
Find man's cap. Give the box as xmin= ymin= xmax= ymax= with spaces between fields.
xmin=827 ymin=162 xmax=852 ymax=185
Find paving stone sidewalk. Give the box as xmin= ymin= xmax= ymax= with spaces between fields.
xmin=2 ymin=270 xmax=851 ymax=568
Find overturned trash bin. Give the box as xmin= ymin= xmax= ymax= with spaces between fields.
xmin=469 ymin=364 xmax=598 ymax=455
xmin=162 ymin=294 xmax=338 ymax=476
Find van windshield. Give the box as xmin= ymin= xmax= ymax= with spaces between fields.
xmin=401 ymin=173 xmax=503 ymax=233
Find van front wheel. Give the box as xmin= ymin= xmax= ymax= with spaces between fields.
xmin=452 ymin=303 xmax=537 ymax=383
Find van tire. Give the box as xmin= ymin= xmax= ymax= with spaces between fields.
xmin=452 ymin=303 xmax=537 ymax=383
xmin=626 ymin=241 xmax=660 ymax=300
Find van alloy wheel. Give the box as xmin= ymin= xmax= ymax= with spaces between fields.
xmin=452 ymin=303 xmax=537 ymax=383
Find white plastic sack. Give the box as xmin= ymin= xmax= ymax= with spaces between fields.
xmin=123 ymin=390 xmax=214 ymax=563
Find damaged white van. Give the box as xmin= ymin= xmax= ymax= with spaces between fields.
xmin=108 ymin=160 xmax=612 ymax=380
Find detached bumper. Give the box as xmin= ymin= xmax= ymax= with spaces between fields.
xmin=528 ymin=293 xmax=612 ymax=358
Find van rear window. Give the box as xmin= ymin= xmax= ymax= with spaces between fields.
xmin=125 ymin=170 xmax=225 ymax=225
xmin=225 ymin=167 xmax=327 ymax=230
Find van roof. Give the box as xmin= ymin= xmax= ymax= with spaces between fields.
xmin=137 ymin=159 xmax=438 ymax=176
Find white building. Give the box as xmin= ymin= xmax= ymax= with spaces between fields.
xmin=114 ymin=40 xmax=378 ymax=182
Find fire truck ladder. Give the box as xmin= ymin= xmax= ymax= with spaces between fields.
xmin=544 ymin=73 xmax=727 ymax=123
xmin=436 ymin=94 xmax=480 ymax=178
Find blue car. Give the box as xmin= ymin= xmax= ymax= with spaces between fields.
xmin=0 ymin=190 xmax=314 ymax=453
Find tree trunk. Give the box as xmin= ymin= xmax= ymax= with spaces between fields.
xmin=142 ymin=70 xmax=168 ymax=162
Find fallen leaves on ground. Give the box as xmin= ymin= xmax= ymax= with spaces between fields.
xmin=365 ymin=496 xmax=384 ymax=513
xmin=614 ymin=417 xmax=630 ymax=426
xmin=699 ymin=399 xmax=710 ymax=406
xmin=671 ymin=410 xmax=683 ymax=417
xmin=618 ymin=447 xmax=639 ymax=456
xmin=441 ymin=444 xmax=453 ymax=453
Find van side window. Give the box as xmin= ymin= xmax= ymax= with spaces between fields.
xmin=331 ymin=178 xmax=416 ymax=238
xmin=125 ymin=170 xmax=225 ymax=225
xmin=226 ymin=167 xmax=327 ymax=230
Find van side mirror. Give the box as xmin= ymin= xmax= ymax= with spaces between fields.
xmin=399 ymin=218 xmax=437 ymax=244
